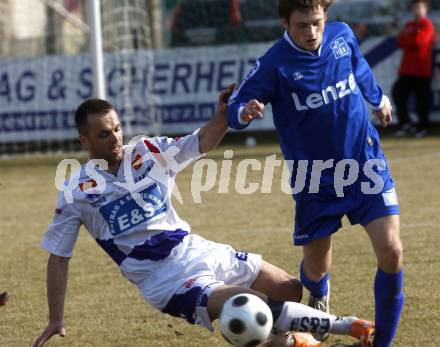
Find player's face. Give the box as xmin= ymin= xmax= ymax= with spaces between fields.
xmin=283 ymin=6 xmax=327 ymax=51
xmin=80 ymin=110 xmax=124 ymax=172
xmin=412 ymin=2 xmax=428 ymax=20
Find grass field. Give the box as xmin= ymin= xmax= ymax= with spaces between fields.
xmin=0 ymin=136 xmax=439 ymax=347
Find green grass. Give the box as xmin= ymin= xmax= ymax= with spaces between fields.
xmin=0 ymin=137 xmax=439 ymax=346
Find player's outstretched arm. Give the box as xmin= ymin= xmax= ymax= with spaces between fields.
xmin=198 ymin=84 xmax=235 ymax=154
xmin=227 ymin=56 xmax=277 ymax=130
xmin=33 ymin=254 xmax=70 ymax=347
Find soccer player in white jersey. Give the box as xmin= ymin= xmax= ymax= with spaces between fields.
xmin=33 ymin=86 xmax=374 ymax=347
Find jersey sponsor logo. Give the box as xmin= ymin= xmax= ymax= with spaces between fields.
xmin=134 ymin=162 xmax=154 ymax=183
xmin=99 ymin=183 xmax=168 ymax=236
xmin=289 ymin=317 xmax=331 ymax=333
xmin=331 ymin=37 xmax=350 ymax=59
xmin=183 ymin=277 xmax=197 ymax=289
xmin=292 ymin=72 xmax=357 ymax=111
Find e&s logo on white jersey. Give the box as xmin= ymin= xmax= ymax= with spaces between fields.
xmin=99 ymin=183 xmax=168 ymax=236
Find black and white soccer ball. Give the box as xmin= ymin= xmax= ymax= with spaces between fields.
xmin=219 ymin=293 xmax=273 ymax=347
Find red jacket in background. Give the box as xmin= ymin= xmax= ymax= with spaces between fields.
xmin=398 ymin=17 xmax=435 ymax=78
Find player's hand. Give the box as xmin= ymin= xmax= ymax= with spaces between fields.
xmin=373 ymin=95 xmax=392 ymax=128
xmin=33 ymin=321 xmax=65 ymax=347
xmin=217 ymin=83 xmax=236 ymax=116
xmin=240 ymin=99 xmax=265 ymax=123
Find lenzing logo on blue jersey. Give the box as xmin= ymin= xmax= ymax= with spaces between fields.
xmin=331 ymin=38 xmax=350 ymax=59
xmin=99 ymin=183 xmax=168 ymax=236
xmin=292 ymin=72 xmax=357 ymax=111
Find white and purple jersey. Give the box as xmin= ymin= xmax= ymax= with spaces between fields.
xmin=42 ymin=130 xmax=201 ymax=283
xmin=42 ymin=130 xmax=263 ymax=328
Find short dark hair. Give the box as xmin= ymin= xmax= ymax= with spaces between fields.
xmin=75 ymin=98 xmax=114 ymax=135
xmin=412 ymin=0 xmax=429 ymax=6
xmin=278 ymin=0 xmax=333 ymax=21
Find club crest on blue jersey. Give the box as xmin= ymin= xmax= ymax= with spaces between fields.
xmin=99 ymin=183 xmax=168 ymax=236
xmin=330 ymin=38 xmax=350 ymax=59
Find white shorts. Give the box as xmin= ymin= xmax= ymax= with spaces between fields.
xmin=127 ymin=234 xmax=262 ymax=330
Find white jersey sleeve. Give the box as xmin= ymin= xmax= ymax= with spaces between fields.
xmin=143 ymin=129 xmax=203 ymax=174
xmin=41 ymin=190 xmax=82 ymax=257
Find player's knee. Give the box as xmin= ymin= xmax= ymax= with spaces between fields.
xmin=379 ymin=243 xmax=403 ymax=273
xmin=390 ymin=242 xmax=403 ymax=266
xmin=274 ymin=270 xmax=303 ymax=302
xmin=277 ymin=269 xmax=303 ymax=302
xmin=252 ymin=262 xmax=302 ymax=302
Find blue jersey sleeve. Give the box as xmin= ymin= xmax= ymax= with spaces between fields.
xmin=348 ymin=27 xmax=384 ymax=109
xmin=227 ymin=58 xmax=277 ymax=129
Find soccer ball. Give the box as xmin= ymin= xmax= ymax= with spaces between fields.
xmin=219 ymin=293 xmax=273 ymax=346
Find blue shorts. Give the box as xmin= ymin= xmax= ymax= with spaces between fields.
xmin=293 ymin=182 xmax=400 ymax=246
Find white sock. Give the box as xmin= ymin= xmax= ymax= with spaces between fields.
xmin=271 ymin=301 xmax=357 ymax=335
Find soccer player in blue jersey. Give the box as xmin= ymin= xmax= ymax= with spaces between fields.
xmin=228 ymin=1 xmax=404 ymax=346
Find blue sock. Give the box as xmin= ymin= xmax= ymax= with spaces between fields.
xmin=300 ymin=261 xmax=329 ymax=298
xmin=374 ymin=268 xmax=404 ymax=347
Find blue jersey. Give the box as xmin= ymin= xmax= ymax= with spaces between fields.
xmin=228 ymin=22 xmax=391 ymax=196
